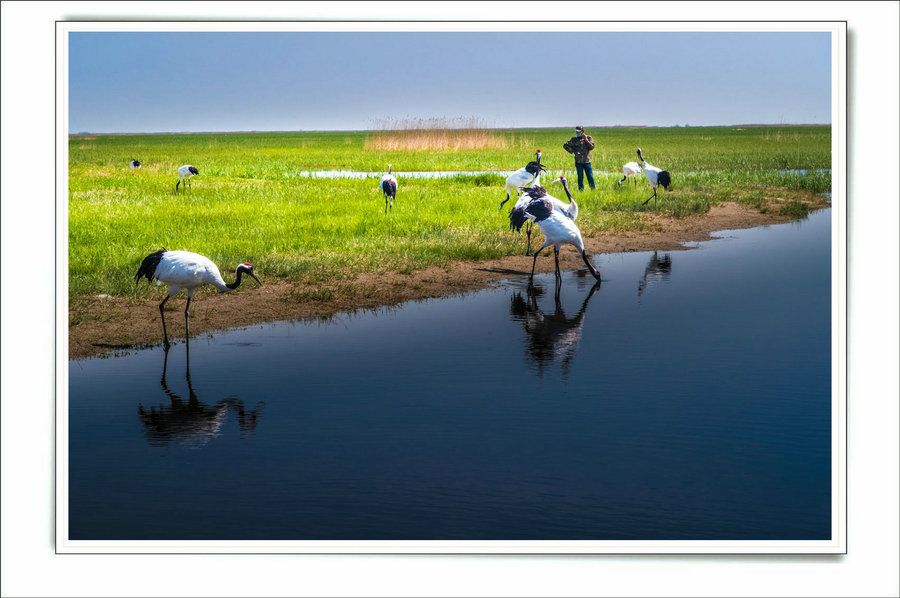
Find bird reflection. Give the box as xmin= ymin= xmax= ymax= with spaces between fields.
xmin=138 ymin=346 xmax=265 ymax=447
xmin=637 ymin=251 xmax=673 ymax=297
xmin=509 ymin=280 xmax=602 ymax=377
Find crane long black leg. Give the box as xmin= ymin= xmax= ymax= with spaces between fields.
xmin=529 ymin=245 xmax=548 ymax=283
xmin=554 ymin=247 xmax=561 ymax=280
xmin=159 ymin=296 xmax=171 ymax=348
xmin=184 ymin=295 xmax=193 ymax=342
xmin=641 ymin=188 xmax=657 ymax=207
xmin=525 ymin=221 xmax=533 ymax=256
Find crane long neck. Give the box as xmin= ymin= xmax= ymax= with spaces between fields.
xmin=560 ymin=178 xmax=574 ymax=202
xmin=560 ymin=178 xmax=578 ymax=220
xmin=225 ymin=270 xmax=245 ymax=290
xmin=581 ymin=251 xmax=602 ymax=281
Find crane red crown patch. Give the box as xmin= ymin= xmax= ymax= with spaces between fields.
xmin=242 ymin=262 xmax=252 ymax=266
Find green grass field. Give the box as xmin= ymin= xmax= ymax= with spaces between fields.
xmin=69 ymin=126 xmax=831 ymax=301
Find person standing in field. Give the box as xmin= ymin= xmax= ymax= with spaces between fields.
xmin=563 ymin=125 xmax=596 ymax=191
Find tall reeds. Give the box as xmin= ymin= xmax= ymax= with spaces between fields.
xmin=365 ymin=117 xmax=511 ymax=151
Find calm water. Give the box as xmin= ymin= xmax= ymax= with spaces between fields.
xmin=68 ymin=209 xmax=832 ymax=541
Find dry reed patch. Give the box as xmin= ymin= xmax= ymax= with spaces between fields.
xmin=364 ymin=116 xmax=511 ymax=151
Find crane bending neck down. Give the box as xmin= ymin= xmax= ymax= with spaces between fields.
xmin=135 ymin=250 xmax=262 ymax=348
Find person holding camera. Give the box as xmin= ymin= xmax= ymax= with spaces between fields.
xmin=563 ymin=125 xmax=596 ymax=191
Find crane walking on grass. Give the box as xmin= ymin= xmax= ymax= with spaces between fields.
xmin=135 ymin=249 xmax=262 ymax=348
xmin=618 ymin=161 xmax=642 ymax=186
xmin=130 ymin=158 xmax=142 ymax=169
xmin=176 ymin=165 xmax=200 ymax=191
xmin=500 ymin=149 xmax=547 ymax=210
xmin=380 ymin=164 xmax=398 ymax=214
xmin=518 ymin=187 xmax=601 ymax=284
xmin=636 ymin=148 xmax=670 ymax=206
xmin=510 ymin=176 xmax=578 ymax=256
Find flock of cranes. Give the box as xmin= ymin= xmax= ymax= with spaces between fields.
xmin=131 ymin=148 xmax=670 ymax=348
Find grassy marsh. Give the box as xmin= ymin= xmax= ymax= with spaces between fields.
xmin=68 ymin=126 xmax=831 ymax=302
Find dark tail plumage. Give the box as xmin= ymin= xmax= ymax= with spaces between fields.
xmin=658 ymin=171 xmax=671 ymax=190
xmin=509 ymin=206 xmax=529 ymax=232
xmin=524 ymin=198 xmax=553 ymax=223
xmin=381 ymin=179 xmax=397 ymax=199
xmin=135 ymin=249 xmax=167 ymax=284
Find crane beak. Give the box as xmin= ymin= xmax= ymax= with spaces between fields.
xmin=250 ymin=272 xmax=262 ymax=285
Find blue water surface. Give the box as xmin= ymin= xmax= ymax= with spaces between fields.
xmin=68 ymin=209 xmax=832 ymax=540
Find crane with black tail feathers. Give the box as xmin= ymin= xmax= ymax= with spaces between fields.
xmin=500 ymin=149 xmax=547 ymax=210
xmin=636 ymin=148 xmax=670 ymax=206
xmin=176 ymin=165 xmax=200 ymax=191
xmin=509 ymin=176 xmax=577 ymax=256
xmin=135 ymin=249 xmax=261 ymax=349
xmin=380 ymin=165 xmax=398 ymax=214
xmin=522 ymin=194 xmax=601 ymax=284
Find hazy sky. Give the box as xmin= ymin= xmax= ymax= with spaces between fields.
xmin=68 ymin=30 xmax=832 ymax=133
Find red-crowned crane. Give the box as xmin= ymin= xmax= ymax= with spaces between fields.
xmin=636 ymin=148 xmax=671 ymax=206
xmin=135 ymin=249 xmax=261 ymax=348
xmin=380 ymin=164 xmax=398 ymax=214
xmin=618 ymin=161 xmax=642 ymax=186
xmin=130 ymin=158 xmax=142 ymax=169
xmin=521 ymin=189 xmax=602 ymax=284
xmin=176 ymin=165 xmax=200 ymax=191
xmin=509 ymin=176 xmax=578 ymax=256
xmin=500 ymin=149 xmax=547 ymax=210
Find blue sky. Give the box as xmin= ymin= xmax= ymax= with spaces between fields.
xmin=68 ymin=30 xmax=832 ymax=133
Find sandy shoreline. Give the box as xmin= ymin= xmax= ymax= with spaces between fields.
xmin=67 ymin=202 xmax=820 ymax=360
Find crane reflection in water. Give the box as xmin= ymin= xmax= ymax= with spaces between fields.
xmin=138 ymin=345 xmax=265 ymax=447
xmin=637 ymin=251 xmax=673 ymax=298
xmin=509 ymin=279 xmax=602 ymax=378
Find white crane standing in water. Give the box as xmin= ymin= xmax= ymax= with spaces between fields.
xmin=380 ymin=164 xmax=398 ymax=214
xmin=176 ymin=165 xmax=200 ymax=191
xmin=135 ymin=249 xmax=261 ymax=348
xmin=500 ymin=149 xmax=547 ymax=210
xmin=519 ymin=186 xmax=602 ymax=283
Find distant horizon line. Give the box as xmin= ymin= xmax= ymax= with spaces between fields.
xmin=69 ymin=123 xmax=832 ymax=136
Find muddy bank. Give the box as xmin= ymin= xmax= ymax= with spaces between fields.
xmin=68 ymin=203 xmax=818 ymax=359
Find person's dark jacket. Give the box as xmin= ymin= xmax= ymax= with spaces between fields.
xmin=563 ymin=135 xmax=595 ymax=164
